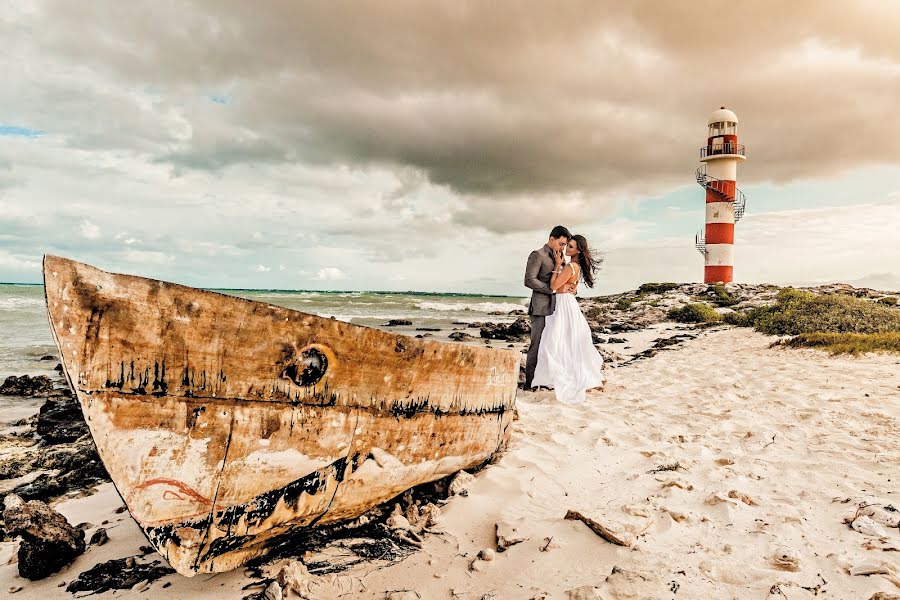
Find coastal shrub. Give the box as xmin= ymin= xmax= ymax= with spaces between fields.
xmin=722 ymin=288 xmax=900 ymax=355
xmin=724 ymin=309 xmax=755 ymax=327
xmin=667 ymin=303 xmax=722 ymax=324
xmin=638 ymin=282 xmax=678 ymax=294
xmin=778 ymin=332 xmax=900 ymax=355
xmin=584 ymin=305 xmax=609 ymax=322
xmin=708 ymin=284 xmax=738 ymax=307
xmin=877 ymin=296 xmax=898 ymax=306
xmin=750 ymin=289 xmax=900 ymax=336
xmin=615 ymin=298 xmax=634 ymax=311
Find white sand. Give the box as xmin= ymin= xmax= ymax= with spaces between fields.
xmin=3 ymin=327 xmax=899 ymax=598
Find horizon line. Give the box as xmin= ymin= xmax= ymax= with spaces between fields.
xmin=0 ymin=281 xmax=523 ymax=298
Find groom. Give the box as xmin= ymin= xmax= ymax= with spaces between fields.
xmin=523 ymin=225 xmax=575 ymax=390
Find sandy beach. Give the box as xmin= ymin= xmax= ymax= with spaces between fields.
xmin=3 ymin=325 xmax=898 ymax=599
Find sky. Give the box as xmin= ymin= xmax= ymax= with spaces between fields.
xmin=2 ymin=1 xmax=900 ymax=296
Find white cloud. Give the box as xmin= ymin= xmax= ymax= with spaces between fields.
xmin=122 ymin=250 xmax=174 ymax=264
xmin=78 ymin=220 xmax=101 ymax=239
xmin=255 ymin=264 xmax=271 ymax=272
xmin=114 ymin=232 xmax=141 ymax=245
xmin=0 ymin=250 xmax=40 ymax=272
xmin=315 ymin=267 xmax=347 ymax=281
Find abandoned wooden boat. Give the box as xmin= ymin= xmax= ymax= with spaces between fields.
xmin=43 ymin=256 xmax=518 ymax=576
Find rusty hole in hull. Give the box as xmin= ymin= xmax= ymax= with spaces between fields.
xmin=281 ymin=348 xmax=328 ymax=387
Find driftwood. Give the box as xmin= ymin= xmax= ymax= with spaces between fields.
xmin=43 ymin=256 xmax=519 ymax=576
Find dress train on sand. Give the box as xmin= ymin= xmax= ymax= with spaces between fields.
xmin=531 ymin=293 xmax=604 ymax=404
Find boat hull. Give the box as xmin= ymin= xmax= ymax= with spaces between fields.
xmin=42 ymin=256 xmax=518 ymax=576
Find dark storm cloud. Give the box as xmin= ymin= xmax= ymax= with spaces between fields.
xmin=5 ymin=0 xmax=900 ymax=233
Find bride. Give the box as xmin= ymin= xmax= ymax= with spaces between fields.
xmin=531 ymin=234 xmax=605 ymax=404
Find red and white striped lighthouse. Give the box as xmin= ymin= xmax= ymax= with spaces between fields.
xmin=695 ymin=107 xmax=747 ymax=284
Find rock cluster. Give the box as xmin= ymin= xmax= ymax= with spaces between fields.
xmin=384 ymin=319 xmax=413 ymax=326
xmin=480 ymin=317 xmax=530 ymax=341
xmin=65 ymin=556 xmax=173 ymax=594
xmin=3 ymin=494 xmax=86 ymax=579
xmin=36 ymin=397 xmax=90 ymax=443
xmin=0 ymin=380 xmax=109 ymax=506
xmin=0 ymin=375 xmax=54 ymax=396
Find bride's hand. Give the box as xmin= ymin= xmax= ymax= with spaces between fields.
xmin=554 ymin=248 xmax=564 ymax=266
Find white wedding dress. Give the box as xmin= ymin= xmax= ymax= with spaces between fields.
xmin=531 ymin=271 xmax=605 ymax=404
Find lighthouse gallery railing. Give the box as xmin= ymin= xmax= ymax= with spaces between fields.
xmin=699 ymin=143 xmax=745 ymax=159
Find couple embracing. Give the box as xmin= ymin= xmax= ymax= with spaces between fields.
xmin=523 ymin=225 xmax=605 ymax=404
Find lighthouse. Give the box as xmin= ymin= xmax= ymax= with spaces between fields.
xmin=694 ymin=107 xmax=747 ymax=284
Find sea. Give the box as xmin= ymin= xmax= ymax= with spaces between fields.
xmin=0 ymin=283 xmax=527 ymax=383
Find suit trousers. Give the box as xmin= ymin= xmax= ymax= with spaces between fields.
xmin=525 ymin=314 xmax=545 ymax=388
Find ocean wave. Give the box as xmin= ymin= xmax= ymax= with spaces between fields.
xmin=415 ymin=300 xmax=526 ymax=313
xmin=0 ymin=298 xmax=45 ymax=311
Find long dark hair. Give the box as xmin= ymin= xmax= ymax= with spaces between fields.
xmin=571 ymin=234 xmax=601 ymax=288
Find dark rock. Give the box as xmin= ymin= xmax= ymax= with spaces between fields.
xmin=0 ymin=375 xmax=54 ymax=396
xmin=89 ymin=527 xmax=109 ymax=546
xmin=480 ymin=317 xmax=530 ymax=341
xmin=625 ymin=334 xmax=698 ymax=363
xmin=65 ymin=557 xmax=173 ymax=594
xmin=53 ymin=363 xmax=63 ymax=373
xmin=39 ymin=355 xmax=56 ymax=361
xmin=591 ymin=333 xmax=607 ymax=344
xmin=448 ymin=332 xmax=475 ymax=341
xmin=487 ymin=311 xmax=506 ymax=315
xmin=507 ymin=309 xmax=526 ymax=315
xmin=18 ymin=434 xmax=110 ymax=501
xmin=46 ymin=386 xmax=73 ymax=398
xmin=609 ymin=322 xmax=641 ymax=333
xmin=3 ymin=494 xmax=86 ymax=580
xmin=384 ymin=319 xmax=412 ymax=327
xmin=414 ymin=327 xmax=441 ymax=331
xmin=37 ymin=397 xmax=89 ymax=444
xmin=3 ymin=425 xmax=109 ymax=504
xmin=607 ymin=337 xmax=627 ymax=344
xmin=467 ymin=322 xmax=484 ymax=329
xmin=12 ymin=478 xmax=64 ymax=502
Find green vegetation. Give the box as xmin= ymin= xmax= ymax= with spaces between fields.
xmin=723 ymin=309 xmax=754 ymax=327
xmin=737 ymin=288 xmax=900 ymax=336
xmin=667 ymin=303 xmax=722 ymax=324
xmin=584 ymin=305 xmax=610 ymax=322
xmin=725 ymin=288 xmax=900 ymax=354
xmin=615 ymin=298 xmax=634 ymax=311
xmin=877 ymin=296 xmax=898 ymax=306
xmin=708 ymin=284 xmax=738 ymax=307
xmin=778 ymin=332 xmax=900 ymax=355
xmin=638 ymin=282 xmax=678 ymax=294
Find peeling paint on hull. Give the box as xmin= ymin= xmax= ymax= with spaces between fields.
xmin=42 ymin=256 xmax=518 ymax=576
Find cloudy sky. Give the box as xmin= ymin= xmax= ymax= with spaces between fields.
xmin=2 ymin=1 xmax=900 ymax=295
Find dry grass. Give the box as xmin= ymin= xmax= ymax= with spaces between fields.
xmin=778 ymin=332 xmax=900 ymax=355
xmin=734 ymin=288 xmax=900 ymax=336
xmin=727 ymin=288 xmax=900 ymax=355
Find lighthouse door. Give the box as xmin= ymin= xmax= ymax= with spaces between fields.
xmin=712 ymin=136 xmax=724 ymax=155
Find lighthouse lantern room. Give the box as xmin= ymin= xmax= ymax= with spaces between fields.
xmin=694 ymin=107 xmax=747 ymax=284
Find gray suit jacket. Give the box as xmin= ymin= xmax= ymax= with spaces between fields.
xmin=524 ymin=244 xmax=557 ymax=316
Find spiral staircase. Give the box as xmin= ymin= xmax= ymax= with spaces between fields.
xmin=694 ymin=165 xmax=747 ymax=256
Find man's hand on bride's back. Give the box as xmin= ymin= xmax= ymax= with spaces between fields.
xmin=560 ymin=282 xmax=577 ymax=294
